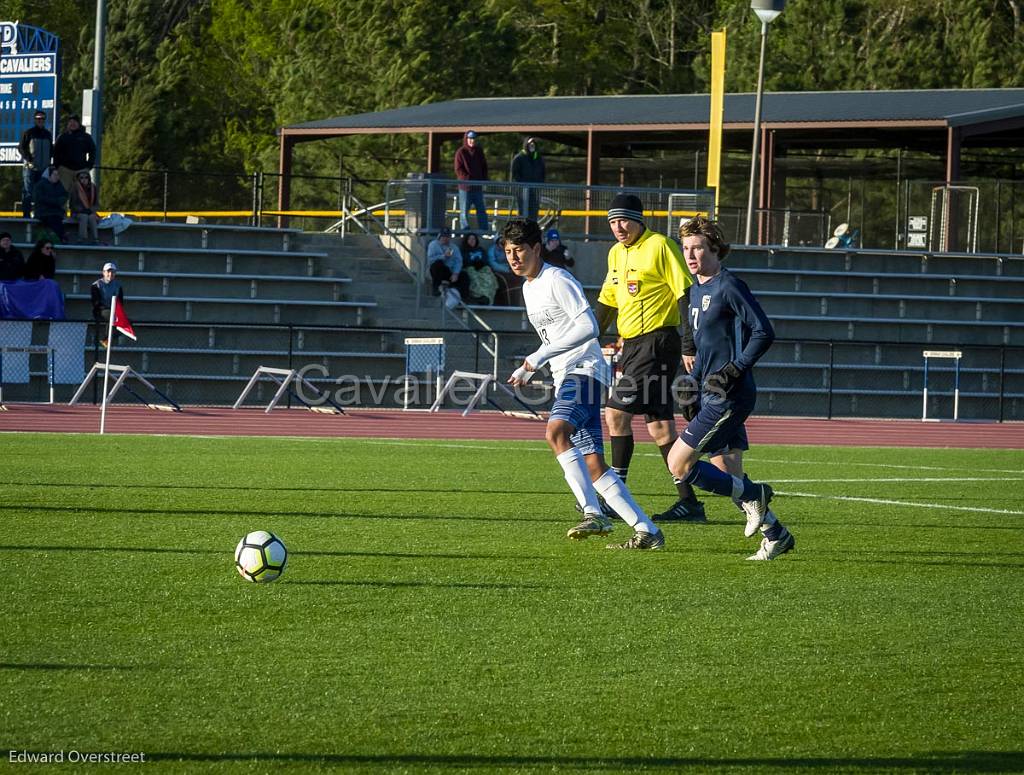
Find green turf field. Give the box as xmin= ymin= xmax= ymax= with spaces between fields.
xmin=3 ymin=433 xmax=1023 ymax=773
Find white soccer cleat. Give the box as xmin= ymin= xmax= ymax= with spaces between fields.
xmin=746 ymin=526 xmax=795 ymax=561
xmin=740 ymin=480 xmax=774 ymax=537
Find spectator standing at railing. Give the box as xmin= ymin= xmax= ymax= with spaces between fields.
xmin=454 ymin=130 xmax=489 ymax=233
xmin=510 ymin=137 xmax=545 ymax=221
xmin=487 ymin=235 xmax=524 ymax=306
xmin=541 ymin=227 xmax=574 ymax=270
xmin=70 ymin=170 xmax=101 ymax=244
xmin=52 ymin=115 xmax=95 ymax=194
xmin=32 ymin=167 xmax=68 ymax=242
xmin=426 ymin=228 xmax=469 ymax=299
xmin=19 ymin=110 xmax=53 ymax=219
xmin=24 ymin=238 xmax=57 ymax=281
xmin=0 ymin=232 xmax=26 ymax=281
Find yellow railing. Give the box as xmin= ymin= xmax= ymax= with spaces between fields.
xmin=2 ymin=207 xmax=707 ymax=222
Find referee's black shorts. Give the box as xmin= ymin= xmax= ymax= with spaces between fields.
xmin=605 ymin=326 xmax=682 ymax=422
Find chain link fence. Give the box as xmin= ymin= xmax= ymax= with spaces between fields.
xmin=3 ymin=319 xmax=1020 ymax=421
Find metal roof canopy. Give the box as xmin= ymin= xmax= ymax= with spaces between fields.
xmin=275 ymin=89 xmax=1024 ymax=228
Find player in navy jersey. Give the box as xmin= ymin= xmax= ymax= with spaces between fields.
xmin=503 ymin=218 xmax=665 ymax=550
xmin=665 ymin=216 xmax=795 ymax=560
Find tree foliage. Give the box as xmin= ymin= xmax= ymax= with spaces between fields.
xmin=10 ymin=0 xmax=1022 ymax=199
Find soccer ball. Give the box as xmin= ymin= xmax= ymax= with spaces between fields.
xmin=235 ymin=530 xmax=287 ymax=583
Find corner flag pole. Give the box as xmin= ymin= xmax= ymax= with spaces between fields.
xmin=99 ymin=300 xmax=117 ymax=434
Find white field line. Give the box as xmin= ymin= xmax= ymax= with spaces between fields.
xmin=774 ymin=477 xmax=1024 ymax=483
xmin=368 ymin=440 xmax=548 ymax=452
xmin=368 ymin=441 xmax=1023 ymax=476
xmin=747 ymin=457 xmax=1023 ymax=474
xmin=778 ymin=490 xmax=1024 ymax=516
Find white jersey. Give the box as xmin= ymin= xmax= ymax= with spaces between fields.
xmin=522 ymin=263 xmax=610 ymax=387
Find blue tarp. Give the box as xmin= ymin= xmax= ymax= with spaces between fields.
xmin=0 ymin=280 xmax=65 ymax=320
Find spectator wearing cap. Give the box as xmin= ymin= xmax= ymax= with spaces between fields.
xmin=24 ymin=238 xmax=57 ymax=281
xmin=52 ymin=115 xmax=96 ymax=194
xmin=510 ymin=136 xmax=545 ymax=221
xmin=454 ymin=130 xmax=489 ymax=233
xmin=426 ymin=229 xmax=469 ymax=298
xmin=70 ymin=170 xmax=100 ymax=244
xmin=594 ymin=193 xmax=704 ymax=525
xmin=31 ymin=167 xmax=69 ymax=242
xmin=0 ymin=232 xmax=26 ymax=282
xmin=18 ymin=110 xmax=53 ymax=218
xmin=91 ymin=261 xmax=125 ymax=325
xmin=541 ymin=227 xmax=573 ymax=270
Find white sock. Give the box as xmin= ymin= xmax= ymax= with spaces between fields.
xmin=556 ymin=448 xmax=602 ymax=515
xmin=594 ymin=469 xmax=658 ymax=534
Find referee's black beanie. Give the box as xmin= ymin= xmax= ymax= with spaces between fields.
xmin=607 ymin=193 xmax=645 ymax=224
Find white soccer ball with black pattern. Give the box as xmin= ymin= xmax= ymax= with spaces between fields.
xmin=235 ymin=530 xmax=287 ymax=583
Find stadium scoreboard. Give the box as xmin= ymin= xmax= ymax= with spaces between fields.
xmin=0 ymin=21 xmax=61 ymax=166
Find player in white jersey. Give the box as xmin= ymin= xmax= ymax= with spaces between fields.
xmin=502 ymin=219 xmax=665 ymax=550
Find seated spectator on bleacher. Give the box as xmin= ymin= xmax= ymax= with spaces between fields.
xmin=70 ymin=170 xmax=100 ymax=244
xmin=461 ymin=233 xmax=498 ymax=305
xmin=487 ymin=235 xmax=524 ymax=306
xmin=0 ymin=232 xmax=26 ymax=281
xmin=24 ymin=238 xmax=57 ymax=281
xmin=542 ymin=227 xmax=574 ymax=269
xmin=91 ymin=261 xmax=124 ymax=325
xmin=427 ymin=228 xmax=469 ymax=299
xmin=32 ymin=166 xmax=68 ymax=243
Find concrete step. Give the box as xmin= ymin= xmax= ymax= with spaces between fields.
xmin=758 ymin=293 xmax=1023 ymax=323
xmin=729 ymin=246 xmax=1024 ymax=278
xmin=65 ymin=297 xmax=375 ymax=327
xmin=736 ymin=269 xmax=1024 ymax=299
xmin=59 ymin=270 xmax=356 ymax=304
xmin=50 ymin=245 xmax=327 ymax=277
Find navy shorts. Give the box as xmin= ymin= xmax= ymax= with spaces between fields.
xmin=680 ymin=397 xmax=751 ymax=457
xmin=549 ymin=376 xmax=604 ymax=456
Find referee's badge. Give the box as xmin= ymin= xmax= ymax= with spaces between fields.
xmin=627 ymin=280 xmax=639 ymax=296
xmin=702 ymin=295 xmax=712 ymax=311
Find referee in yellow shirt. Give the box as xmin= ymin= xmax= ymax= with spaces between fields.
xmin=595 ymin=193 xmax=705 ymax=523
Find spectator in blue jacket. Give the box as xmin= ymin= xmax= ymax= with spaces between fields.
xmin=427 ymin=228 xmax=469 ymax=298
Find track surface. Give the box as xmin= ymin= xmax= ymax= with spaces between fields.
xmin=1 ymin=404 xmax=1021 ymax=448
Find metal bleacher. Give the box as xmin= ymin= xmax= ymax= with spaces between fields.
xmin=455 ymin=243 xmax=1024 ymax=420
xmin=3 ymin=215 xmax=1021 ymax=418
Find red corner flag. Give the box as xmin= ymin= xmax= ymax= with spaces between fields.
xmin=112 ymin=296 xmax=137 ymax=340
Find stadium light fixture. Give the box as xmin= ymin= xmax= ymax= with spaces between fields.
xmin=744 ymin=0 xmax=785 ymax=245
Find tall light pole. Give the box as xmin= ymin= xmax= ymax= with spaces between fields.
xmin=744 ymin=0 xmax=785 ymax=245
xmin=91 ymin=0 xmax=107 ymax=188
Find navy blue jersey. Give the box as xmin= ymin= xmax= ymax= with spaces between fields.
xmin=689 ymin=268 xmax=774 ymax=401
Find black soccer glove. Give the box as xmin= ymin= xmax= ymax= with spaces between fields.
xmin=678 ymin=374 xmax=700 ymax=421
xmin=681 ymin=398 xmax=699 ymax=421
xmin=703 ymin=361 xmax=744 ymax=397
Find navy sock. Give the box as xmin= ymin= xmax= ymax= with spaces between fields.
xmin=658 ymin=442 xmax=696 ymax=500
xmin=683 ymin=460 xmax=735 ymax=497
xmin=764 ymin=521 xmax=785 ymax=541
